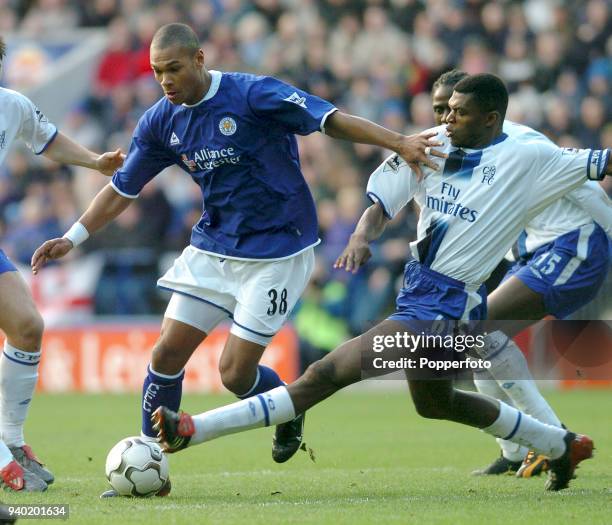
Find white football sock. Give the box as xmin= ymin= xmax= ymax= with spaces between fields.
xmin=482 ymin=401 xmax=567 ymax=459
xmin=474 ymin=374 xmax=528 ymax=462
xmin=0 ymin=342 xmax=41 ymax=447
xmin=191 ymin=386 xmax=295 ymax=445
xmin=0 ymin=440 xmax=14 ymax=470
xmin=478 ymin=331 xmax=562 ymax=427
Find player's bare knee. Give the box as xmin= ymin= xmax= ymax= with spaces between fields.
xmin=8 ymin=308 xmax=44 ymax=350
xmin=303 ymin=359 xmax=344 ymax=390
xmin=219 ymin=365 xmax=254 ymax=395
xmin=411 ymin=391 xmax=453 ymax=420
xmin=151 ymin=341 xmax=184 ymax=375
xmin=413 ymin=399 xmax=449 ymax=420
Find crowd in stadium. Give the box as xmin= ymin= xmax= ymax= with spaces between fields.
xmin=1 ymin=0 xmax=610 ymax=364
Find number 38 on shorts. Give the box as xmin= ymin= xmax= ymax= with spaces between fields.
xmin=267 ymin=288 xmax=288 ymax=316
xmin=158 ymin=246 xmax=316 ymax=345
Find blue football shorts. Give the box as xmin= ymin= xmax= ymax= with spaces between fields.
xmin=503 ymin=223 xmax=609 ymax=319
xmin=374 ymin=260 xmax=487 ymax=379
xmin=388 ymin=260 xmax=487 ymax=327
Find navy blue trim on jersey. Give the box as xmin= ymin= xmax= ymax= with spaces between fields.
xmin=596 ymin=149 xmax=602 ymax=174
xmin=598 ymin=149 xmax=610 ymax=179
xmin=461 ymin=150 xmax=483 ymax=177
xmin=366 ymin=191 xmax=392 ymax=219
xmin=416 ymin=219 xmax=450 ymax=267
xmin=587 ymin=149 xmax=594 ymax=180
xmin=587 ymin=149 xmax=611 ymax=180
xmin=488 ymin=133 xmax=508 ymax=147
xmin=256 ymin=394 xmax=270 ymax=426
xmin=422 ymin=220 xmax=449 ymax=267
xmin=443 ymin=149 xmax=484 ymax=180
xmin=35 ymin=126 xmax=58 ymax=155
xmin=502 ymin=411 xmax=522 ymax=440
xmin=442 ymin=149 xmax=465 ymax=177
xmin=442 ymin=133 xmax=505 ymax=180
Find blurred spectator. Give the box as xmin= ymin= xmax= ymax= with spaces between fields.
xmin=577 ymin=96 xmax=606 ymax=148
xmin=20 ymin=0 xmax=78 ymax=36
xmin=78 ymin=0 xmax=118 ymax=27
xmin=533 ymin=31 xmax=564 ymax=91
xmin=94 ymin=17 xmax=138 ymax=96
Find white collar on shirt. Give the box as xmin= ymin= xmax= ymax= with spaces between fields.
xmin=182 ymin=70 xmax=222 ymax=108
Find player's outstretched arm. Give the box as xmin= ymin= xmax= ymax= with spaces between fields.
xmin=44 ymin=132 xmax=125 ymax=176
xmin=334 ymin=202 xmax=389 ymax=274
xmin=31 ymin=184 xmax=132 ymax=274
xmin=323 ymin=111 xmax=446 ymax=179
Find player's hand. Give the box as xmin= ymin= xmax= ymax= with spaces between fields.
xmin=31 ymin=238 xmax=74 ymax=275
xmin=95 ymin=148 xmax=125 ymax=176
xmin=397 ymin=131 xmax=447 ymax=180
xmin=334 ymin=234 xmax=372 ymax=273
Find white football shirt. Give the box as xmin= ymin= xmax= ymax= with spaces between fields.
xmin=503 ymin=121 xmax=611 ymax=260
xmin=367 ymin=124 xmax=610 ymax=287
xmin=0 ymin=87 xmax=57 ymax=167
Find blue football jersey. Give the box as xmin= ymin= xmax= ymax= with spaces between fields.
xmin=111 ymin=70 xmax=337 ymax=260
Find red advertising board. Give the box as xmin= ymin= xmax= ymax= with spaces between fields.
xmin=2 ymin=324 xmax=299 ymax=393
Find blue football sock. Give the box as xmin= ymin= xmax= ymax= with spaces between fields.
xmin=141 ymin=365 xmax=184 ymax=437
xmin=237 ymin=365 xmax=284 ymax=399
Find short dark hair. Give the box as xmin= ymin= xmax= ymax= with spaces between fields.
xmin=0 ymin=36 xmax=6 ymax=62
xmin=432 ymin=69 xmax=468 ymax=91
xmin=151 ymin=23 xmax=200 ymax=53
xmin=453 ymin=73 xmax=508 ymax=119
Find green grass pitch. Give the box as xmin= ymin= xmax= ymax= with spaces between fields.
xmin=3 ymin=388 xmax=612 ymax=524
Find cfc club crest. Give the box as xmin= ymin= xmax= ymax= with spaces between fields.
xmin=219 ymin=116 xmax=237 ymax=136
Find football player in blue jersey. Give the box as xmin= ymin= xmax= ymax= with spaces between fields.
xmin=0 ymin=35 xmax=124 ymax=492
xmin=430 ymin=70 xmax=610 ymax=477
xmin=30 ymin=23 xmax=445 ymax=496
xmin=148 ymin=74 xmax=611 ymax=492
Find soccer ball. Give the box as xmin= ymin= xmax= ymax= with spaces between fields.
xmin=105 ymin=437 xmax=169 ymax=497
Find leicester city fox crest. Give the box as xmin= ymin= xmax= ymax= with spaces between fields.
xmin=219 ymin=116 xmax=237 ymax=136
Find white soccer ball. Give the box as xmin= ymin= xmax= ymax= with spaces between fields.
xmin=105 ymin=437 xmax=169 ymax=497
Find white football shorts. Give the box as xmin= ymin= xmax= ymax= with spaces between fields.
xmin=158 ymin=245 xmax=315 ymax=346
